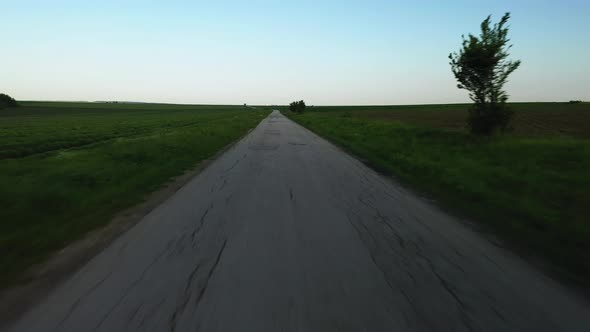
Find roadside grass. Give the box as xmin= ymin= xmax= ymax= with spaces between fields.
xmin=285 ymin=103 xmax=590 ymax=280
xmin=0 ymin=102 xmax=269 ymax=287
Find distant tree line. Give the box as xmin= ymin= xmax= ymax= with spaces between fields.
xmin=0 ymin=93 xmax=18 ymax=109
xmin=289 ymin=100 xmax=306 ymax=113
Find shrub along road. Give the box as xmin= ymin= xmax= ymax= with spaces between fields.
xmin=8 ymin=111 xmax=590 ymax=331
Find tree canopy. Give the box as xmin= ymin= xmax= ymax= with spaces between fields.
xmin=0 ymin=93 xmax=19 ymax=109
xmin=289 ymin=100 xmax=306 ymax=113
xmin=449 ymin=13 xmax=521 ymax=134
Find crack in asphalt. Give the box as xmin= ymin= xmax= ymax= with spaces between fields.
xmin=137 ymin=298 xmax=166 ymax=329
xmin=222 ymin=153 xmax=247 ymax=174
xmin=415 ymin=249 xmax=475 ymax=332
xmin=168 ymin=239 xmax=228 ymax=332
xmin=194 ymin=239 xmax=227 ymax=309
xmin=345 ymin=211 xmax=435 ymax=331
xmin=124 ymin=302 xmax=144 ymax=329
xmin=191 ymin=205 xmax=213 ymax=245
xmin=54 ymin=270 xmax=116 ymax=331
xmin=92 ymin=248 xmax=168 ymax=331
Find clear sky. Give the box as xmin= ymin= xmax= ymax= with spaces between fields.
xmin=1 ymin=0 xmax=589 ymax=105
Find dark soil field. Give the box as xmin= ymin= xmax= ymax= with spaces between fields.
xmin=311 ymin=103 xmax=590 ymax=138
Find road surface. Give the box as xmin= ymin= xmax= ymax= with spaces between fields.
xmin=9 ymin=111 xmax=590 ymax=331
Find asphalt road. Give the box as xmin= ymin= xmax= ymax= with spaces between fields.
xmin=10 ymin=111 xmax=590 ymax=331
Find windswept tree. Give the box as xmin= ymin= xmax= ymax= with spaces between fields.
xmin=289 ymin=100 xmax=306 ymax=113
xmin=449 ymin=13 xmax=521 ymax=135
xmin=0 ymin=93 xmax=19 ymax=109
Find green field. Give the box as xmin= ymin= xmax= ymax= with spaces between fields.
xmin=0 ymin=102 xmax=269 ymax=286
xmin=285 ymin=103 xmax=590 ymax=280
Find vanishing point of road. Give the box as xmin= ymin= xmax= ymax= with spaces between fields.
xmin=9 ymin=111 xmax=590 ymax=331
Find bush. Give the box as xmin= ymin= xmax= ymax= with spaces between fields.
xmin=289 ymin=100 xmax=306 ymax=113
xmin=468 ymin=103 xmax=514 ymax=135
xmin=0 ymin=93 xmax=19 ymax=109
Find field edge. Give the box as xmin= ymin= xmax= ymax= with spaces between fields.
xmin=282 ymin=110 xmax=590 ymax=293
xmin=0 ymin=119 xmax=266 ymax=328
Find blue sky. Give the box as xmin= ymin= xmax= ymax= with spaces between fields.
xmin=1 ymin=0 xmax=589 ymax=105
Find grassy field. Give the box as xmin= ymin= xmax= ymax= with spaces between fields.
xmin=285 ymin=102 xmax=590 ymax=280
xmin=0 ymin=102 xmax=269 ymax=286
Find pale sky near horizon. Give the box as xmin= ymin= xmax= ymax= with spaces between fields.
xmin=1 ymin=0 xmax=589 ymax=105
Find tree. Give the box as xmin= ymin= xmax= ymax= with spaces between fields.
xmin=449 ymin=13 xmax=521 ymax=135
xmin=289 ymin=100 xmax=306 ymax=113
xmin=0 ymin=93 xmax=19 ymax=109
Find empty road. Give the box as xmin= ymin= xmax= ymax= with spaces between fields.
xmin=9 ymin=111 xmax=590 ymax=331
